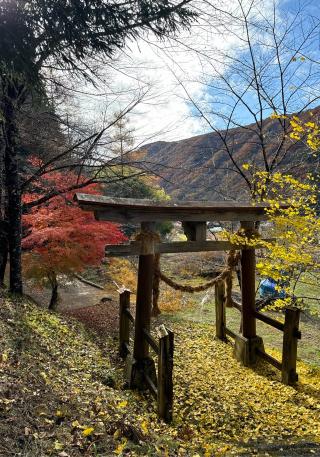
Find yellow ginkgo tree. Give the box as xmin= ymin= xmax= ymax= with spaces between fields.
xmin=225 ymin=111 xmax=320 ymax=313
xmin=254 ymin=172 xmax=320 ymax=312
xmin=229 ymin=111 xmax=320 ymax=314
xmin=225 ymin=167 xmax=320 ymax=313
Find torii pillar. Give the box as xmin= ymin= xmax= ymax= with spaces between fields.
xmin=126 ymin=222 xmax=157 ymax=389
xmin=234 ymin=221 xmax=264 ymax=365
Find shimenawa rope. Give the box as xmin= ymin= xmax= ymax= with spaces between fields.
xmin=135 ymin=228 xmax=258 ymax=316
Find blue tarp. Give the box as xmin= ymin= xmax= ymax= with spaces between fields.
xmin=259 ymin=278 xmax=286 ymax=298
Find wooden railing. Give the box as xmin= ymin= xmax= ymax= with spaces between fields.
xmin=119 ymin=289 xmax=133 ymax=358
xmin=118 ymin=289 xmax=174 ymax=422
xmin=215 ymin=281 xmax=301 ymax=385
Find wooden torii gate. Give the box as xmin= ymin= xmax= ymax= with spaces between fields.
xmin=75 ymin=194 xmax=271 ymax=376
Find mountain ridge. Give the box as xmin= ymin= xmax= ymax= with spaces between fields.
xmin=136 ymin=109 xmax=320 ymax=201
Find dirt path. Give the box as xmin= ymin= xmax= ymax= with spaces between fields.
xmin=24 ymin=277 xmax=126 ymax=337
xmin=25 ymin=278 xmax=113 ymax=311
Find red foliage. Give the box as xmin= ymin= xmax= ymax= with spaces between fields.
xmin=22 ymin=166 xmax=126 ymax=278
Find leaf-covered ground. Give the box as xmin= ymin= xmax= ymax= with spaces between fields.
xmin=171 ymin=322 xmax=320 ymax=455
xmin=1 ymin=292 xmax=320 ymax=456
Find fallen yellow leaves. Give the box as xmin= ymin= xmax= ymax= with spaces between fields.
xmin=1 ymin=294 xmax=320 ymax=456
xmin=169 ymin=322 xmax=320 ymax=454
xmin=114 ymin=438 xmax=128 ymax=455
xmin=140 ymin=419 xmax=148 ymax=435
xmin=82 ymin=427 xmax=94 ymax=437
xmin=54 ymin=440 xmax=64 ymax=450
xmin=1 ymin=351 xmax=8 ymax=362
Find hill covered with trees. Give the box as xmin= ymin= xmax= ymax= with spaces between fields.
xmin=137 ymin=108 xmax=320 ymax=201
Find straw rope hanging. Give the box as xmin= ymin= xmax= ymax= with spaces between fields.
xmin=134 ymin=228 xmax=259 ymax=316
xmin=152 ymin=249 xmax=240 ymax=315
xmin=135 ymin=226 xmax=260 ymax=316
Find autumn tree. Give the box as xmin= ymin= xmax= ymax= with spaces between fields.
xmin=0 ymin=0 xmax=196 ymax=294
xmin=154 ymin=0 xmax=320 ymax=312
xmin=108 ymin=113 xmax=135 ymax=177
xmin=255 ymin=117 xmax=320 ymax=313
xmin=0 ymin=87 xmax=74 ymax=286
xmin=22 ymin=167 xmax=126 ymax=310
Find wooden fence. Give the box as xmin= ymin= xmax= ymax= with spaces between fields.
xmin=215 ymin=282 xmax=301 ymax=385
xmin=119 ymin=289 xmax=174 ymax=422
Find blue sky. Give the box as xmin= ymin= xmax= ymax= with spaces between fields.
xmin=76 ymin=0 xmax=320 ymax=144
xmin=188 ymin=0 xmax=320 ymax=132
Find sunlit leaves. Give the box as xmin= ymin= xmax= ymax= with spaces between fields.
xmin=82 ymin=427 xmax=94 ymax=437
xmin=1 ymin=296 xmax=320 ymax=456
xmin=253 ymin=172 xmax=320 ymax=311
xmin=171 ymin=323 xmax=320 ymax=454
xmin=289 ymin=116 xmax=320 ymax=152
xmin=270 ymin=112 xmax=320 ymax=152
xmin=22 ymin=165 xmax=126 ymax=291
xmin=115 ymin=439 xmax=128 ymax=455
xmin=224 ymin=164 xmax=320 ymax=313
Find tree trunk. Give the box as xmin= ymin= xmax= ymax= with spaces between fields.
xmin=2 ymin=80 xmax=24 ymax=294
xmin=0 ymin=222 xmax=8 ymax=287
xmin=0 ymin=95 xmax=8 ymax=288
xmin=48 ymin=273 xmax=59 ymax=311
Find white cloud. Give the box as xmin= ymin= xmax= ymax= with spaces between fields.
xmin=75 ymin=0 xmax=280 ymax=144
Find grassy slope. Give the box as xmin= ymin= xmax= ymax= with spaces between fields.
xmin=0 ymin=293 xmax=155 ymax=457
xmin=1 ymin=292 xmax=320 ymax=457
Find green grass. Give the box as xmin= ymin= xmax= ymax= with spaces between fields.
xmin=166 ymin=298 xmax=320 ymax=367
xmin=294 ymin=271 xmax=320 ymax=316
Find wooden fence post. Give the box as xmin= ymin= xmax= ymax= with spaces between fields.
xmin=235 ymin=221 xmax=265 ymax=366
xmin=215 ymin=281 xmax=226 ymax=341
xmin=119 ymin=289 xmax=131 ymax=358
xmin=282 ymin=307 xmax=300 ymax=385
xmin=157 ymin=325 xmax=174 ymax=423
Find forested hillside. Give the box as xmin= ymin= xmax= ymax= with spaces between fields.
xmin=138 ymin=108 xmax=320 ymax=201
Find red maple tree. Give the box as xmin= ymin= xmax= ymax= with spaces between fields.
xmin=22 ymin=165 xmax=126 ymax=310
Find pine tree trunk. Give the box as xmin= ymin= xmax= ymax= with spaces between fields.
xmin=48 ymin=274 xmax=59 ymax=311
xmin=2 ymin=80 xmax=24 ymax=294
